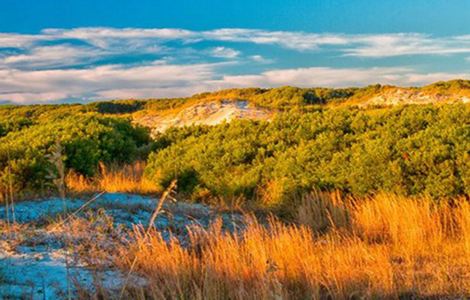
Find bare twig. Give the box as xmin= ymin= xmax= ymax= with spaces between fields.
xmin=3 ymin=192 xmax=10 ymax=232
xmin=118 ymin=179 xmax=177 ymax=299
xmin=46 ymin=142 xmax=71 ymax=300
xmin=6 ymin=148 xmax=15 ymax=225
xmin=147 ymin=179 xmax=177 ymax=232
xmin=48 ymin=191 xmax=106 ymax=232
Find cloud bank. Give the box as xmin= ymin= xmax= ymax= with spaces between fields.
xmin=1 ymin=27 xmax=470 ymax=103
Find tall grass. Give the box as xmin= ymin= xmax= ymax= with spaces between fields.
xmin=0 ymin=148 xmax=16 ymax=230
xmin=66 ymin=161 xmax=159 ymax=195
xmin=110 ymin=193 xmax=470 ymax=299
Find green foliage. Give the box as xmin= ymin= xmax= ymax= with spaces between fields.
xmin=50 ymin=79 xmax=470 ymax=117
xmin=1 ymin=89 xmax=469 ymax=208
xmin=249 ymin=86 xmax=360 ymax=108
xmin=146 ymin=104 xmax=470 ymax=207
xmin=423 ymin=79 xmax=470 ymax=93
xmin=250 ymin=86 xmax=317 ymax=108
xmin=84 ymin=98 xmax=189 ymax=114
xmin=84 ymin=100 xmax=144 ymax=114
xmin=0 ymin=104 xmax=84 ymax=136
xmin=0 ymin=111 xmax=150 ymax=194
xmin=83 ymin=98 xmax=188 ymax=114
xmin=84 ymin=85 xmax=368 ymax=113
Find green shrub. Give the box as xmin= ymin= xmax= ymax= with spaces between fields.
xmin=146 ymin=104 xmax=470 ymax=207
xmin=0 ymin=113 xmax=150 ymax=194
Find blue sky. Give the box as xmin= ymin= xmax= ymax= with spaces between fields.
xmin=1 ymin=0 xmax=470 ymax=103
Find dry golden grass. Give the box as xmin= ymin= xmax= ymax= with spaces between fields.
xmin=66 ymin=161 xmax=159 ymax=195
xmin=110 ymin=193 xmax=470 ymax=299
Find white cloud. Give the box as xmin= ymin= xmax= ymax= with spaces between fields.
xmin=0 ymin=45 xmax=109 ymax=68
xmin=249 ymin=55 xmax=273 ymax=64
xmin=43 ymin=27 xmax=193 ymax=39
xmin=42 ymin=27 xmax=194 ymax=49
xmin=0 ymin=91 xmax=70 ymax=103
xmin=200 ymin=30 xmax=470 ymax=57
xmin=0 ymin=33 xmax=45 ymax=48
xmin=3 ymin=28 xmax=470 ymax=60
xmin=214 ymin=67 xmax=413 ymax=87
xmin=212 ymin=67 xmax=470 ymax=89
xmin=0 ymin=61 xmax=217 ymax=103
xmin=1 ymin=27 xmax=470 ymax=103
xmin=344 ymin=34 xmax=470 ymax=57
xmin=403 ymin=72 xmax=470 ymax=84
xmin=1 ymin=63 xmax=469 ymax=104
xmin=209 ymin=46 xmax=240 ymax=58
xmin=201 ymin=28 xmax=349 ymax=51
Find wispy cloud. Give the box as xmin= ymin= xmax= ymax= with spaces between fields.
xmin=209 ymin=47 xmax=240 ymax=58
xmin=202 ymin=30 xmax=470 ymax=57
xmin=2 ymin=63 xmax=469 ymax=103
xmin=200 ymin=28 xmax=349 ymax=51
xmin=3 ymin=28 xmax=470 ymax=60
xmin=0 ymin=45 xmax=110 ymax=68
xmin=344 ymin=34 xmax=470 ymax=57
xmin=249 ymin=55 xmax=273 ymax=64
xmin=42 ymin=27 xmax=194 ymax=48
xmin=216 ymin=67 xmax=470 ymax=88
xmin=215 ymin=67 xmax=411 ymax=87
xmin=0 ymin=33 xmax=45 ymax=48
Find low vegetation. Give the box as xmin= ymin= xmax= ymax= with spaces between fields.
xmin=1 ymin=81 xmax=470 ymax=299
xmin=146 ymin=104 xmax=469 ymax=210
xmin=1 ymin=98 xmax=469 ymax=205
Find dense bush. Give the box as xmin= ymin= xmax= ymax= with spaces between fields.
xmin=84 ymin=100 xmax=144 ymax=114
xmin=146 ymin=104 xmax=470 ymax=207
xmin=1 ymin=97 xmax=469 ymax=206
xmin=0 ymin=113 xmax=150 ymax=194
xmin=249 ymin=86 xmax=359 ymax=108
xmin=84 ymin=98 xmax=189 ymax=114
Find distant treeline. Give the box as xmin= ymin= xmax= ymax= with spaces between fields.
xmin=2 ymin=79 xmax=468 ymax=120
xmin=82 ymin=79 xmax=470 ymax=111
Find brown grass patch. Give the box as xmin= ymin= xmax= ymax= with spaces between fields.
xmin=105 ymin=193 xmax=470 ymax=299
xmin=66 ymin=161 xmax=159 ymax=195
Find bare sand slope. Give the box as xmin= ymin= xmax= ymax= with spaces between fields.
xmin=135 ymin=100 xmax=273 ymax=135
